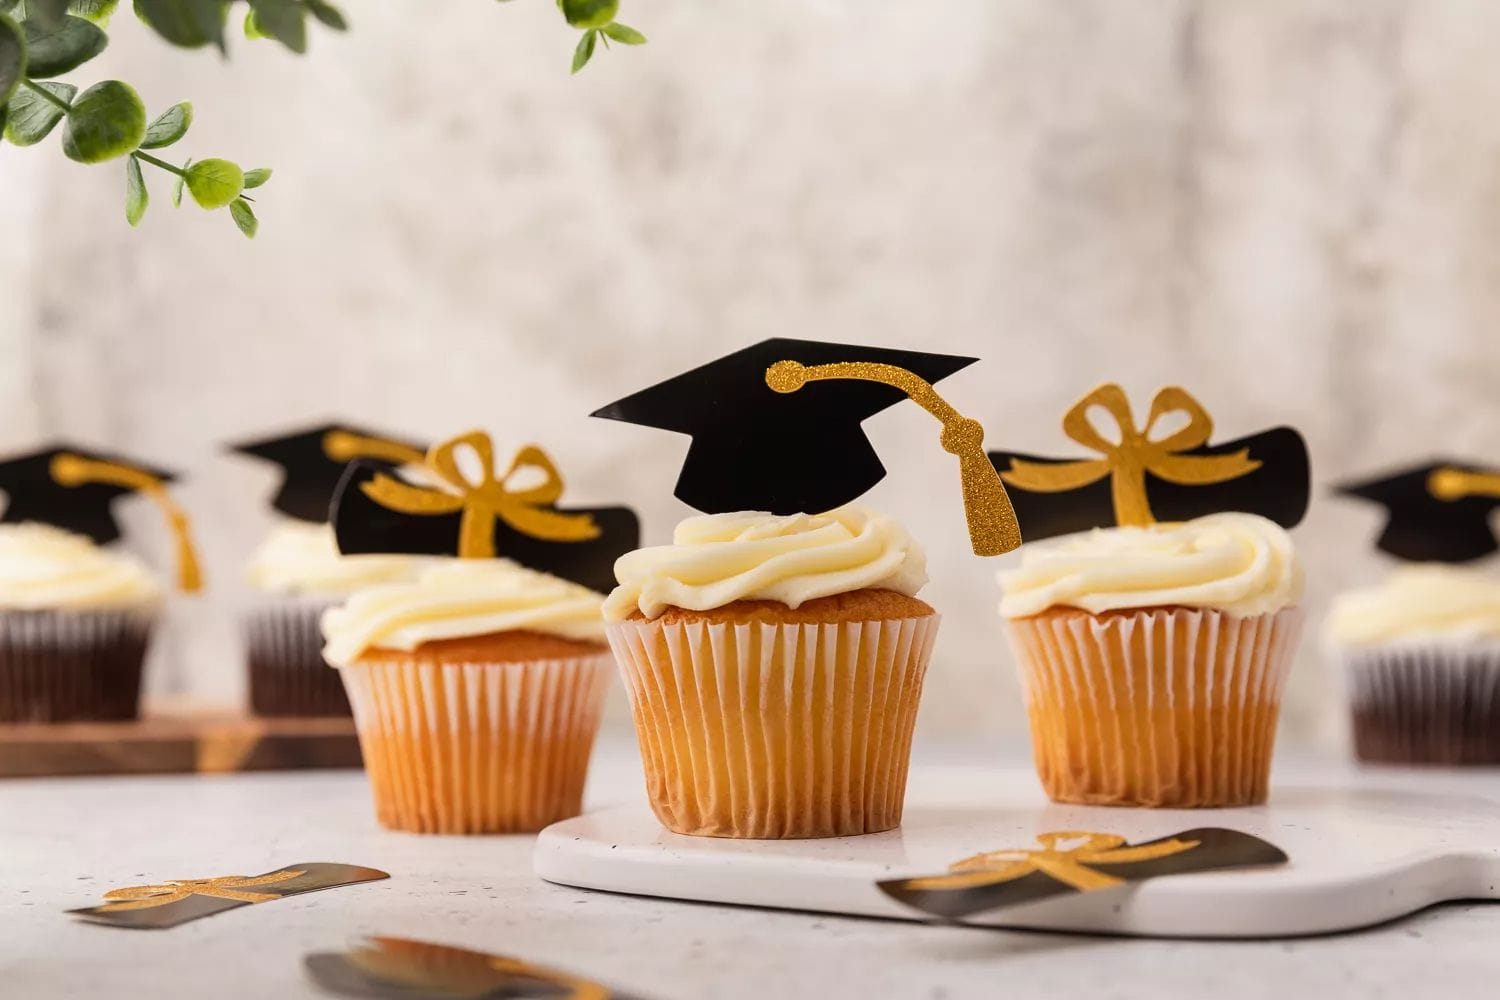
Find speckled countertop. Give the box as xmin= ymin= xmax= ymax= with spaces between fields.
xmin=2 ymin=743 xmax=1497 ymax=999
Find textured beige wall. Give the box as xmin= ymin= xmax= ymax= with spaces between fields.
xmin=3 ymin=1 xmax=1500 ymax=751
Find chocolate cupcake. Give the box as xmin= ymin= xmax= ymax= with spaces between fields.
xmin=1326 ymin=566 xmax=1500 ymax=765
xmin=0 ymin=524 xmax=162 ymax=723
xmin=244 ymin=521 xmax=429 ymax=717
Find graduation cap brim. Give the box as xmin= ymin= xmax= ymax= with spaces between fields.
xmin=1335 ymin=460 xmax=1500 ymax=563
xmin=330 ymin=461 xmax=639 ymax=595
xmin=229 ymin=423 xmax=426 ymax=524
xmin=0 ymin=444 xmax=178 ymax=545
xmin=988 ymin=427 xmax=1310 ymax=540
xmin=591 ymin=338 xmax=978 ymax=515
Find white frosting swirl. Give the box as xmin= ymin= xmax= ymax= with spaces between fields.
xmin=0 ymin=523 xmax=161 ymax=611
xmin=1326 ymin=565 xmax=1500 ymax=646
xmin=247 ymin=521 xmax=432 ymax=597
xmin=603 ymin=505 xmax=927 ymax=622
xmin=320 ymin=559 xmax=606 ymax=666
xmin=998 ymin=512 xmax=1302 ymax=619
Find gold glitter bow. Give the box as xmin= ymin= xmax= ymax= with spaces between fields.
xmin=1429 ymin=466 xmax=1500 ymax=502
xmin=901 ymin=832 xmax=1200 ymax=893
xmin=95 ymin=869 xmax=305 ymax=912
xmin=49 ymin=453 xmax=203 ymax=592
xmin=1000 ymin=384 xmax=1261 ymax=527
xmin=361 ymin=431 xmax=601 ymax=559
xmin=765 ymin=359 xmax=1021 ymax=557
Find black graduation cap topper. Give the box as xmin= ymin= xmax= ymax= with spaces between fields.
xmin=0 ymin=444 xmax=202 ymax=591
xmin=1336 ymin=460 xmax=1500 ymax=563
xmin=878 ymin=827 xmax=1287 ymax=922
xmin=230 ymin=423 xmax=427 ymax=524
xmin=591 ymin=338 xmax=1023 ymax=557
xmin=331 ymin=430 xmax=640 ymax=595
xmin=987 ymin=383 xmax=1311 ymax=541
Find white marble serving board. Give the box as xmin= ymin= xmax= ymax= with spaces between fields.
xmin=534 ymin=763 xmax=1500 ymax=938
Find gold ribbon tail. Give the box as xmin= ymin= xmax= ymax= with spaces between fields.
xmin=1430 ymin=467 xmax=1500 ymax=501
xmin=766 ymin=359 xmax=1022 ymax=556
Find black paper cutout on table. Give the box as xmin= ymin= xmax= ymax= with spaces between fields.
xmin=0 ymin=444 xmax=181 ymax=546
xmin=305 ymin=936 xmax=651 ymax=1000
xmin=987 ymin=384 xmax=1310 ymax=541
xmin=591 ymin=337 xmax=1022 ymax=556
xmin=878 ymin=828 xmax=1287 ymax=921
xmin=230 ymin=423 xmax=427 ymax=524
xmin=69 ymin=862 xmax=389 ymax=930
xmin=1335 ymin=460 xmax=1500 ymax=563
xmin=331 ymin=430 xmax=639 ymax=595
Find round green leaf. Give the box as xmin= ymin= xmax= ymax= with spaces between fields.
xmin=559 ymin=0 xmax=617 ymax=30
xmin=23 ymin=15 xmax=107 ymax=78
xmin=246 ymin=0 xmax=304 ymax=53
xmin=133 ymin=0 xmax=226 ymax=51
xmin=303 ymin=0 xmax=344 ymax=31
xmin=229 ymin=196 xmax=256 ymax=238
xmin=62 ymin=79 xmax=145 ymax=163
xmin=139 ymin=99 xmax=191 ymax=148
xmin=3 ymin=79 xmax=74 ymax=145
xmin=184 ymin=157 xmax=243 ymax=208
xmin=124 ymin=153 xmax=147 ymax=226
xmin=0 ymin=14 xmax=24 ymax=107
xmin=69 ymin=0 xmax=121 ymax=27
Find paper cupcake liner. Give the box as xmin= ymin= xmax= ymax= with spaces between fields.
xmin=337 ymin=652 xmax=613 ymax=834
xmin=0 ymin=608 xmax=156 ymax=723
xmin=243 ymin=595 xmax=351 ymax=718
xmin=1006 ymin=606 xmax=1304 ymax=808
xmin=1343 ymin=642 xmax=1500 ymax=765
xmin=606 ymin=613 xmax=940 ymax=839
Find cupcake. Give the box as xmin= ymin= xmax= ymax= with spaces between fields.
xmin=998 ymin=513 xmax=1306 ymax=807
xmin=322 ymin=560 xmax=616 ymax=834
xmin=604 ymin=506 xmax=939 ymax=839
xmin=1326 ymin=565 xmax=1500 ymax=765
xmin=320 ymin=428 xmax=640 ymax=834
xmin=244 ymin=521 xmax=429 ymax=717
xmin=231 ymin=423 xmax=431 ymax=718
xmin=0 ymin=523 xmax=162 ymax=723
xmin=0 ymin=444 xmax=201 ymax=724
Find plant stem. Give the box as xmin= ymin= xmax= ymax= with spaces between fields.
xmin=133 ymin=150 xmax=185 ymax=177
xmin=22 ymin=79 xmax=72 ymax=112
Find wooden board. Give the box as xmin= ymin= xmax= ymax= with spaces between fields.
xmin=0 ymin=712 xmax=363 ymax=778
xmin=534 ymin=763 xmax=1500 ymax=939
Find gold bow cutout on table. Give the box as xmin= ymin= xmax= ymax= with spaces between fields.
xmin=95 ymin=869 xmax=305 ymax=912
xmin=999 ymin=384 xmax=1261 ymax=528
xmin=900 ymin=832 xmax=1200 ymax=893
xmin=49 ymin=453 xmax=203 ymax=592
xmin=361 ymin=431 xmax=601 ymax=559
xmin=1429 ymin=466 xmax=1500 ymax=502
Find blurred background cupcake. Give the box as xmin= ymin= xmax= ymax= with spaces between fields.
xmin=1331 ymin=460 xmax=1500 ymax=765
xmin=0 ymin=445 xmax=198 ymax=723
xmin=321 ymin=429 xmax=639 ymax=834
xmin=231 ymin=423 xmax=429 ymax=718
xmin=991 ymin=383 xmax=1313 ymax=807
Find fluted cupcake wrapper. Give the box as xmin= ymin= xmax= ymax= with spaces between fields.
xmin=1006 ymin=607 xmax=1303 ymax=808
xmin=607 ymin=614 xmax=940 ymax=839
xmin=243 ymin=595 xmax=351 ymax=718
xmin=0 ymin=608 xmax=156 ymax=723
xmin=1344 ymin=642 xmax=1500 ymax=765
xmin=338 ymin=654 xmax=613 ymax=834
